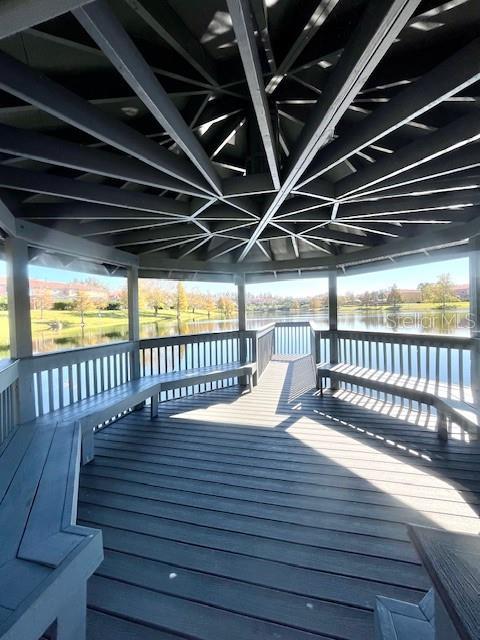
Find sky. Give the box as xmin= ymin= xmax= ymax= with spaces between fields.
xmin=0 ymin=257 xmax=469 ymax=297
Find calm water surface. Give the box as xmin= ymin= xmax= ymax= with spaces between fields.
xmin=25 ymin=307 xmax=472 ymax=356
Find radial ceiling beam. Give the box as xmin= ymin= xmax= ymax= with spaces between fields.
xmin=227 ymin=0 xmax=280 ymax=189
xmin=336 ymin=190 xmax=480 ymax=219
xmin=205 ymin=238 xmax=247 ymax=261
xmin=250 ymin=0 xmax=276 ymax=74
xmin=109 ymin=224 xmax=205 ymax=248
xmin=237 ymin=0 xmax=421 ymax=261
xmin=0 ymin=123 xmax=206 ymax=197
xmin=337 ymin=112 xmax=480 ymax=198
xmin=346 ymin=146 xmax=480 ymax=199
xmin=0 ymin=166 xmax=190 ymax=216
xmin=265 ymin=0 xmax=341 ymax=94
xmin=0 ymin=0 xmax=94 ymax=39
xmin=354 ymin=174 xmax=480 ymax=201
xmin=0 ymin=51 xmax=210 ymax=194
xmin=19 ymin=203 xmax=177 ymax=221
xmin=74 ymin=0 xmax=222 ymax=196
xmin=299 ymin=37 xmax=480 ymax=184
xmin=123 ymin=0 xmax=218 ymax=87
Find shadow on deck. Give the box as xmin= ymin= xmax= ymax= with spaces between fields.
xmin=79 ymin=356 xmax=480 ymax=640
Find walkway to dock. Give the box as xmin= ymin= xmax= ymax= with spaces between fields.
xmin=79 ymin=356 xmax=480 ymax=640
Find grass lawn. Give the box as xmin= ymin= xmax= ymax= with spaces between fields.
xmin=0 ymin=307 xmax=221 ymax=352
xmin=339 ymin=301 xmax=470 ymax=312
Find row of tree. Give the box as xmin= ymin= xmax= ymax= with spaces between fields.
xmin=354 ymin=274 xmax=461 ymax=310
xmin=24 ymin=280 xmax=238 ymax=324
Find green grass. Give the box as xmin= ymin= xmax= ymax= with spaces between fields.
xmin=0 ymin=307 xmax=221 ymax=353
xmin=339 ymin=301 xmax=470 ymax=312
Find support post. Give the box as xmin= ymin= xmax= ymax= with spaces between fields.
xmin=128 ymin=265 xmax=140 ymax=379
xmin=128 ymin=266 xmax=145 ymax=411
xmin=237 ymin=276 xmax=248 ymax=386
xmin=469 ymin=237 xmax=480 ymax=406
xmin=5 ymin=236 xmax=36 ymax=423
xmin=328 ymin=269 xmax=339 ymax=391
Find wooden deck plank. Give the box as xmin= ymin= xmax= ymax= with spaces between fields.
xmin=82 ymin=357 xmax=480 ymax=640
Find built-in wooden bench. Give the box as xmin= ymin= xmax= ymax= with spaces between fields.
xmin=316 ymin=362 xmax=479 ymax=440
xmin=0 ymin=359 xmax=256 ymax=638
xmin=375 ymin=525 xmax=480 ymax=640
xmin=35 ymin=361 xmax=256 ymax=464
xmin=0 ymin=420 xmax=103 ymax=640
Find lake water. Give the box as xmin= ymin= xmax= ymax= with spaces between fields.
xmin=25 ymin=306 xmax=472 ymax=356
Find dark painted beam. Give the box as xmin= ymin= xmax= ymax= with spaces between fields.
xmin=227 ymin=0 xmax=280 ymax=189
xmin=299 ymin=37 xmax=480 ymax=184
xmin=0 ymin=123 xmax=206 ymax=197
xmin=265 ymin=0 xmax=340 ymax=94
xmin=123 ymin=0 xmax=218 ymax=86
xmin=0 ymin=166 xmax=190 ymax=216
xmin=19 ymin=203 xmax=180 ymax=220
xmin=237 ymin=0 xmax=420 ymax=261
xmin=337 ymin=112 xmax=480 ymax=198
xmin=336 ymin=190 xmax=480 ymax=219
xmin=74 ymin=0 xmax=222 ymax=196
xmin=0 ymin=50 xmax=211 ymax=194
xmin=0 ymin=0 xmax=94 ymax=39
xmin=109 ymin=224 xmax=205 ymax=248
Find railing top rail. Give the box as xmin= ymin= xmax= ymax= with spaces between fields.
xmin=140 ymin=329 xmax=248 ymax=348
xmin=252 ymin=323 xmax=277 ymax=339
xmin=273 ymin=320 xmax=314 ymax=327
xmin=24 ymin=340 xmax=136 ymax=372
xmin=0 ymin=359 xmax=19 ymax=394
xmin=318 ymin=328 xmax=473 ymax=347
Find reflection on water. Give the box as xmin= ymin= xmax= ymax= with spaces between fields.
xmin=1 ymin=308 xmax=471 ymax=359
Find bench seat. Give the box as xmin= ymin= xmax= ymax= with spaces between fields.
xmin=375 ymin=526 xmax=480 ymax=640
xmin=0 ymin=420 xmax=103 ymax=640
xmin=316 ymin=362 xmax=479 ymax=439
xmin=33 ymin=361 xmax=256 ymax=464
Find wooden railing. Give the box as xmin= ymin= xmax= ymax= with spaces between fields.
xmin=25 ymin=341 xmax=137 ymax=416
xmin=253 ymin=323 xmax=275 ymax=379
xmin=139 ymin=329 xmax=255 ymax=400
xmin=2 ymin=324 xmax=475 ymax=437
xmin=274 ymin=321 xmax=315 ymax=356
xmin=314 ymin=329 xmax=473 ymax=401
xmin=0 ymin=359 xmax=18 ymax=446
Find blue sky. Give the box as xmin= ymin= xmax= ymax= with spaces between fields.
xmin=0 ymin=257 xmax=469 ymax=297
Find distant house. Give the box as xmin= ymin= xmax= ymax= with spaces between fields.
xmin=398 ymin=289 xmax=423 ymax=303
xmin=0 ymin=277 xmax=109 ymax=309
xmin=453 ymin=284 xmax=469 ymax=300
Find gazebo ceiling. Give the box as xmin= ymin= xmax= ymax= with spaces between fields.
xmin=0 ymin=0 xmax=479 ymax=281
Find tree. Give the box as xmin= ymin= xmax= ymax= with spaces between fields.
xmin=386 ymin=284 xmax=402 ymax=309
xmin=72 ymin=289 xmax=99 ymax=325
xmin=217 ymin=295 xmax=237 ymax=317
xmin=433 ymin=273 xmax=457 ymax=309
xmin=418 ymin=282 xmax=437 ymax=303
xmin=142 ymin=283 xmax=170 ymax=316
xmin=359 ymin=291 xmax=375 ymax=308
xmin=204 ymin=294 xmax=216 ymax=319
xmin=177 ymin=282 xmax=188 ymax=317
xmin=36 ymin=285 xmax=53 ymax=319
xmin=291 ymin=299 xmax=300 ymax=313
xmin=188 ymin=290 xmax=203 ymax=314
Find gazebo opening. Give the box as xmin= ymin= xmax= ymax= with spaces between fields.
xmin=0 ymin=1 xmax=479 ymax=639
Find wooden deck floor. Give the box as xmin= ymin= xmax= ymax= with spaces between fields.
xmin=79 ymin=356 xmax=480 ymax=640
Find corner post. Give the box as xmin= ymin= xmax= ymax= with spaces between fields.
xmin=5 ymin=236 xmax=36 ymax=423
xmin=128 ymin=265 xmax=140 ymax=380
xmin=328 ymin=269 xmax=339 ymax=390
xmin=237 ymin=276 xmax=248 ymax=386
xmin=469 ymin=237 xmax=480 ymax=406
